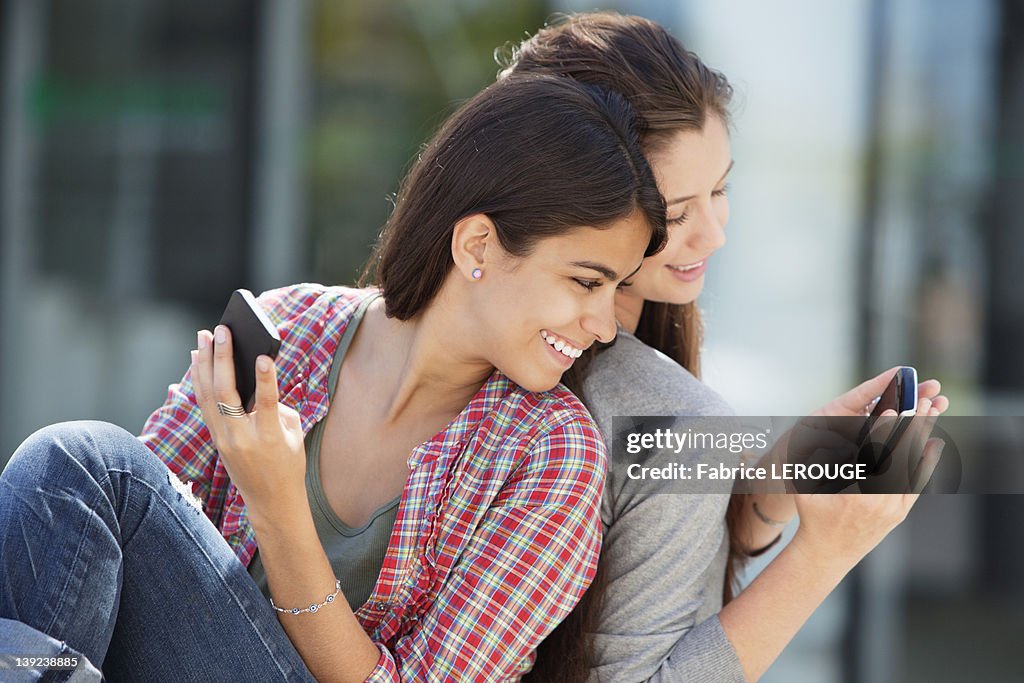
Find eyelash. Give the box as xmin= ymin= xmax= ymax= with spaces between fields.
xmin=573 ymin=278 xmax=602 ymax=292
xmin=616 ymin=280 xmax=634 ymax=290
xmin=667 ymin=184 xmax=731 ymax=226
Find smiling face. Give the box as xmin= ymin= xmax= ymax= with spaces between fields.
xmin=616 ymin=116 xmax=732 ymax=322
xmin=472 ymin=209 xmax=650 ymax=392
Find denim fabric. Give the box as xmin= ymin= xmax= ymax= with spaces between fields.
xmin=0 ymin=421 xmax=316 ymax=682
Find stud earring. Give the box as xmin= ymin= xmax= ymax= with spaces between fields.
xmin=471 ymin=268 xmax=483 ymax=280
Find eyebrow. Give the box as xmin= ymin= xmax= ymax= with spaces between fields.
xmin=665 ymin=160 xmax=735 ymax=206
xmin=570 ymin=261 xmax=618 ymax=280
xmin=570 ymin=260 xmax=644 ymax=282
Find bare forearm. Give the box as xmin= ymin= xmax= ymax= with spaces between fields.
xmin=249 ymin=503 xmax=380 ymax=683
xmin=718 ymin=536 xmax=856 ymax=682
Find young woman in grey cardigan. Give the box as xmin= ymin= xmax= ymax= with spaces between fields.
xmin=504 ymin=13 xmax=949 ymax=683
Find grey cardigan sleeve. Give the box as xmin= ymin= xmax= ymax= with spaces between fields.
xmin=588 ymin=487 xmax=746 ymax=683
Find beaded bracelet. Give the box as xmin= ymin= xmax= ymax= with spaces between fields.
xmin=271 ymin=579 xmax=342 ymax=615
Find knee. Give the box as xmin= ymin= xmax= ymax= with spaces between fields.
xmin=4 ymin=421 xmax=140 ymax=484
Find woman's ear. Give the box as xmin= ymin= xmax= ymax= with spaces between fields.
xmin=451 ymin=213 xmax=496 ymax=281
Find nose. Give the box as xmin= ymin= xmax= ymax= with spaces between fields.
xmin=691 ymin=198 xmax=728 ymax=253
xmin=580 ymin=291 xmax=619 ymax=345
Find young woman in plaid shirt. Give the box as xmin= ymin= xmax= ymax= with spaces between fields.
xmin=0 ymin=74 xmax=667 ymax=681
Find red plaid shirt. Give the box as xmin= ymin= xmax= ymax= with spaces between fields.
xmin=139 ymin=284 xmax=606 ymax=681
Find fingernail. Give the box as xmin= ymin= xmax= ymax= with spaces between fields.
xmin=197 ymin=332 xmax=208 ymax=349
xmin=190 ymin=350 xmax=197 ymax=365
xmin=215 ymin=326 xmax=226 ymax=344
xmin=257 ymin=356 xmax=271 ymax=373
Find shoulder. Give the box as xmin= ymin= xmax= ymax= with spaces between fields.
xmin=583 ymin=331 xmax=733 ymax=433
xmin=254 ymin=284 xmax=377 ymax=351
xmin=519 ymin=382 xmax=598 ymax=433
xmin=475 ymin=376 xmax=606 ymax=481
xmin=256 ymin=283 xmax=374 ymax=328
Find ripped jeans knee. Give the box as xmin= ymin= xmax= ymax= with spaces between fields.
xmin=166 ymin=470 xmax=205 ymax=515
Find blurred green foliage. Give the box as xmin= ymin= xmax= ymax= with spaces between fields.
xmin=308 ymin=0 xmax=548 ymax=286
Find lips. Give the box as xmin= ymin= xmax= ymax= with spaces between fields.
xmin=666 ymin=258 xmax=707 ymax=282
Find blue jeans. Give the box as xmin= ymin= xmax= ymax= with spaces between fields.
xmin=0 ymin=421 xmax=317 ymax=682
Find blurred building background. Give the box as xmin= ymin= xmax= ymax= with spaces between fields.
xmin=1 ymin=0 xmax=1021 ymax=680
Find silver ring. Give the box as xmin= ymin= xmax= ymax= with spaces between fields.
xmin=216 ymin=401 xmax=247 ymax=418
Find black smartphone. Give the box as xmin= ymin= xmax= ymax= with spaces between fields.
xmin=857 ymin=366 xmax=918 ymax=470
xmin=217 ymin=289 xmax=282 ymax=411
xmin=872 ymin=366 xmax=918 ymax=415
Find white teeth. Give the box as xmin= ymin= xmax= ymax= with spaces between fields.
xmin=670 ymin=260 xmax=704 ymax=272
xmin=541 ymin=330 xmax=583 ymax=359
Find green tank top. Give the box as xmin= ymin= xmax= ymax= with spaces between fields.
xmin=247 ymin=294 xmax=399 ymax=610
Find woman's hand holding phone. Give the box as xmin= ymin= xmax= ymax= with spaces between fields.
xmin=810 ymin=366 xmax=948 ymax=420
xmin=190 ymin=325 xmax=307 ymax=526
xmin=790 ymin=392 xmax=946 ymax=571
xmin=749 ymin=367 xmax=950 ymax=522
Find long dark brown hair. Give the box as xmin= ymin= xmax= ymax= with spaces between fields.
xmin=359 ymin=73 xmax=667 ymax=319
xmin=500 ymin=13 xmax=745 ymax=681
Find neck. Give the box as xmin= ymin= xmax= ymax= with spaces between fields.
xmin=614 ymin=290 xmax=645 ymax=334
xmin=362 ymin=298 xmax=494 ymax=423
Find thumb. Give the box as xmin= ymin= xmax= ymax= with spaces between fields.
xmin=847 ymin=367 xmax=900 ymax=408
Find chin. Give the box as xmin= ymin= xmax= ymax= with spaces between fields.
xmin=669 ymin=293 xmax=702 ymax=306
xmin=502 ymin=367 xmax=561 ymax=394
xmin=655 ymin=283 xmax=704 ymax=306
